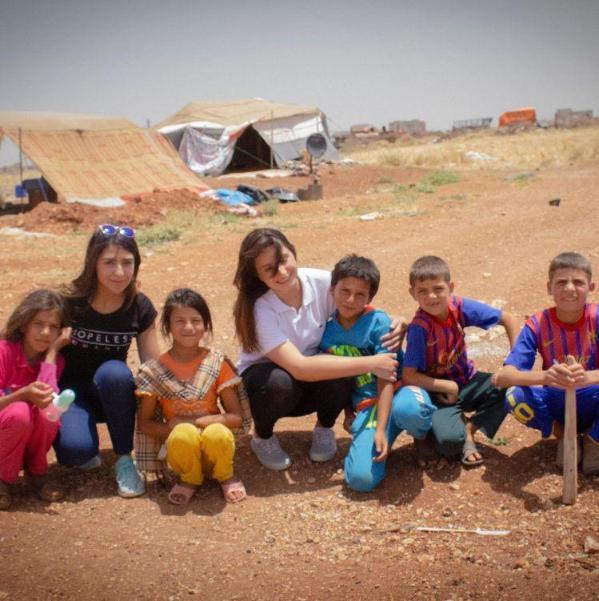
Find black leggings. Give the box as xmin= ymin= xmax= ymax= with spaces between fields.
xmin=242 ymin=362 xmax=352 ymax=439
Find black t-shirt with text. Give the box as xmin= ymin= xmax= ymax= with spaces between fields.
xmin=60 ymin=292 xmax=157 ymax=387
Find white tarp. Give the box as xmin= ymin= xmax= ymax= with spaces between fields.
xmin=178 ymin=124 xmax=247 ymax=176
xmin=253 ymin=114 xmax=338 ymax=166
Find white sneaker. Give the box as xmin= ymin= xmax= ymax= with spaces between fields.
xmin=251 ymin=434 xmax=291 ymax=471
xmin=309 ymin=426 xmax=337 ymax=462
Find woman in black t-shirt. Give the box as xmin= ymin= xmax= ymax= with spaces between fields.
xmin=56 ymin=225 xmax=159 ymax=498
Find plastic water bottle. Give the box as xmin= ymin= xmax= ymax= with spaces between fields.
xmin=44 ymin=389 xmax=76 ymax=422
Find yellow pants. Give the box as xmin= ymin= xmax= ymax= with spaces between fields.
xmin=166 ymin=423 xmax=235 ymax=486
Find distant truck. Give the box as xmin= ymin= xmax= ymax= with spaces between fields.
xmin=498 ymin=107 xmax=537 ymax=127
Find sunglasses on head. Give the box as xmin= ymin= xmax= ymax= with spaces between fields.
xmin=98 ymin=224 xmax=136 ymax=238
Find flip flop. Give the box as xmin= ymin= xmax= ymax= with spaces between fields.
xmin=0 ymin=480 xmax=11 ymax=511
xmin=461 ymin=440 xmax=483 ymax=467
xmin=168 ymin=482 xmax=197 ymax=505
xmin=26 ymin=473 xmax=64 ymax=502
xmin=220 ymin=478 xmax=247 ymax=504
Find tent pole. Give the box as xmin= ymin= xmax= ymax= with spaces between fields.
xmin=18 ymin=127 xmax=24 ymax=212
xmin=270 ymin=112 xmax=274 ymax=169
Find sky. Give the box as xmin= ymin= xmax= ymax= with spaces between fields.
xmin=1 ymin=0 xmax=598 ymax=164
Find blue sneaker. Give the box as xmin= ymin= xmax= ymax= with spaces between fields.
xmin=115 ymin=455 xmax=145 ymax=498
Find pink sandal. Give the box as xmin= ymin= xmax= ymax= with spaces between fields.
xmin=220 ymin=478 xmax=247 ymax=504
xmin=167 ymin=483 xmax=197 ymax=505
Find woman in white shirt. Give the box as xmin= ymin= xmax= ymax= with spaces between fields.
xmin=234 ymin=228 xmax=399 ymax=471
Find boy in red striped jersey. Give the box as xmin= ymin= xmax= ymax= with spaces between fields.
xmin=402 ymin=256 xmax=518 ymax=466
xmin=495 ymin=252 xmax=599 ymax=474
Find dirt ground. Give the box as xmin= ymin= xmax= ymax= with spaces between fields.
xmin=0 ymin=158 xmax=598 ymax=601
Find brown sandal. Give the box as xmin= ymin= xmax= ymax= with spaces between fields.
xmin=0 ymin=480 xmax=11 ymax=510
xmin=26 ymin=473 xmax=64 ymax=502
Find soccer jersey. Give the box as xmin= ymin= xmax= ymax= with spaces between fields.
xmin=404 ymin=296 xmax=501 ymax=386
xmin=319 ymin=307 xmax=401 ymax=409
xmin=504 ymin=304 xmax=599 ymax=371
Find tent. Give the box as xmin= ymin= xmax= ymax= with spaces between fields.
xmin=0 ymin=111 xmax=207 ymax=206
xmin=154 ymin=98 xmax=338 ymax=176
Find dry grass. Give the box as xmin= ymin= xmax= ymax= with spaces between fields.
xmin=344 ymin=126 xmax=599 ymax=171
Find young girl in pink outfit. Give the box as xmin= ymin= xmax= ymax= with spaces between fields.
xmin=0 ymin=289 xmax=71 ymax=510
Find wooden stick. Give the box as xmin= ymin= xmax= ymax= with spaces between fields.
xmin=562 ymin=386 xmax=578 ymax=505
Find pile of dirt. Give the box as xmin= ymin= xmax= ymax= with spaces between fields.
xmin=0 ymin=188 xmax=225 ymax=234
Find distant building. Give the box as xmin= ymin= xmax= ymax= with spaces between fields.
xmin=350 ymin=124 xmax=378 ymax=136
xmin=452 ymin=117 xmax=492 ymax=131
xmin=555 ymin=109 xmax=593 ymax=128
xmin=388 ymin=120 xmax=426 ymax=136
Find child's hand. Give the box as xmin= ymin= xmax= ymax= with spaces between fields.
xmin=167 ymin=416 xmax=193 ymax=430
xmin=381 ymin=318 xmax=408 ymax=352
xmin=436 ymin=381 xmax=459 ymax=405
xmin=20 ymin=381 xmax=54 ymax=408
xmin=371 ymin=353 xmax=399 ymax=381
xmin=373 ymin=430 xmax=389 ymax=462
xmin=566 ymin=356 xmax=588 ymax=386
xmin=51 ymin=327 xmax=72 ymax=352
xmin=342 ymin=408 xmax=355 ymax=433
xmin=545 ymin=361 xmax=576 ymax=389
xmin=436 ymin=392 xmax=458 ymax=405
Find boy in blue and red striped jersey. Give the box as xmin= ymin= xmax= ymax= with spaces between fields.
xmin=402 ymin=256 xmax=519 ymax=466
xmin=495 ymin=252 xmax=599 ymax=474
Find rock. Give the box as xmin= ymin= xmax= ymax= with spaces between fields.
xmin=442 ymin=507 xmax=454 ymax=517
xmin=584 ymin=536 xmax=599 ymax=554
xmin=513 ymin=558 xmax=530 ymax=569
xmin=448 ymin=483 xmax=460 ymax=491
xmin=542 ymin=499 xmax=555 ymax=511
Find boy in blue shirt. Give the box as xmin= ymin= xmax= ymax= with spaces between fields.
xmin=320 ymin=254 xmax=435 ymax=492
xmin=402 ymin=255 xmax=518 ymax=466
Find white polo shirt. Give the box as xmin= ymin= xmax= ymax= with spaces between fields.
xmin=236 ymin=268 xmax=334 ymax=374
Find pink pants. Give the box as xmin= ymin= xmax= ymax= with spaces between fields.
xmin=0 ymin=401 xmax=59 ymax=483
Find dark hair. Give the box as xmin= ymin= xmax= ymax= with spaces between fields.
xmin=233 ymin=228 xmax=297 ymax=352
xmin=409 ymin=255 xmax=451 ymax=287
xmin=2 ymin=289 xmax=67 ymax=343
xmin=161 ymin=288 xmax=213 ymax=338
xmin=63 ymin=227 xmax=141 ymax=307
xmin=331 ymin=254 xmax=380 ymax=299
xmin=549 ymin=252 xmax=592 ymax=281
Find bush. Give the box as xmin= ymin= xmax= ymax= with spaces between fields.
xmin=422 ymin=170 xmax=459 ymax=186
xmin=136 ymin=225 xmax=181 ymax=247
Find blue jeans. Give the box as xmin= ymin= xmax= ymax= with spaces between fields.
xmin=344 ymin=386 xmax=435 ymax=492
xmin=54 ymin=360 xmax=136 ymax=466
